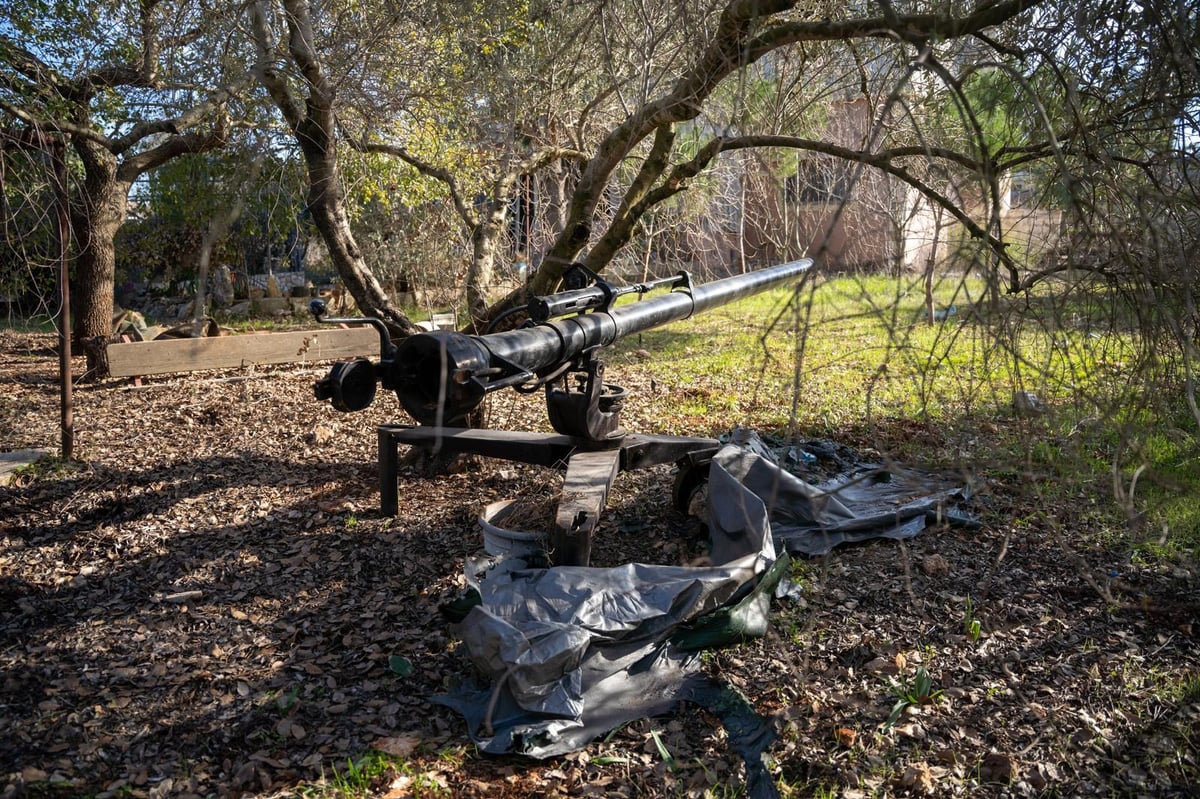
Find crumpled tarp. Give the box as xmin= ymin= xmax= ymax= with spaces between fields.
xmin=714 ymin=429 xmax=974 ymax=556
xmin=433 ymin=430 xmax=973 ymax=792
xmin=432 ymin=453 xmax=782 ymax=763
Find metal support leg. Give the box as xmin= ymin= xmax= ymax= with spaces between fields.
xmin=551 ymin=449 xmax=621 ymax=567
xmin=376 ymin=424 xmax=719 ymax=552
xmin=385 ymin=425 xmax=580 ymax=467
xmin=379 ymin=426 xmax=399 ymax=517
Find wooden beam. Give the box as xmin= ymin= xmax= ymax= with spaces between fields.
xmin=0 ymin=448 xmax=53 ymax=486
xmin=551 ymin=448 xmax=622 ymax=567
xmin=107 ymin=327 xmax=380 ymax=378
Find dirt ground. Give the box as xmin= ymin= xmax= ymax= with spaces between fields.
xmin=1 ymin=332 xmax=1198 ymax=798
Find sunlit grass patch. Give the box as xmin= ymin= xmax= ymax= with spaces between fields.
xmin=609 ymin=269 xmax=1196 ymax=554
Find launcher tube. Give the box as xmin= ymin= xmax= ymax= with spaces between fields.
xmin=387 ymin=259 xmax=811 ymax=423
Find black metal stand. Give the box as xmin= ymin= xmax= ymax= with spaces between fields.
xmin=378 ymin=424 xmax=718 ymax=566
xmin=308 ymin=262 xmax=813 ymax=567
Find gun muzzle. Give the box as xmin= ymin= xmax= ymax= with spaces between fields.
xmin=313 ymin=358 xmax=377 ymax=412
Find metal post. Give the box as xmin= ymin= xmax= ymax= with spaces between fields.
xmin=52 ymin=138 xmax=73 ymax=461
xmin=379 ymin=426 xmax=399 ymax=516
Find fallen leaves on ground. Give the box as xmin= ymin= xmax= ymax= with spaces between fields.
xmin=1 ymin=332 xmax=1198 ymax=798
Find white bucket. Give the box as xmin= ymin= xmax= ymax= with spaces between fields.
xmin=478 ymin=499 xmax=549 ymax=559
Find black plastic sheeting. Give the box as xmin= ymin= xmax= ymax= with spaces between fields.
xmin=433 ymin=431 xmax=974 ymax=796
xmin=716 ymin=429 xmax=975 ymax=556
xmin=433 ymin=453 xmax=782 ymax=756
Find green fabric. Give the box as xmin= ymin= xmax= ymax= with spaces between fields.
xmin=441 ymin=588 xmax=482 ymax=623
xmin=671 ymin=552 xmax=791 ymax=651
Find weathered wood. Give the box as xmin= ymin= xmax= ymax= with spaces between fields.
xmin=552 ymin=449 xmax=622 ymax=567
xmin=0 ymin=448 xmax=54 ymax=486
xmin=107 ymin=327 xmax=379 ymax=377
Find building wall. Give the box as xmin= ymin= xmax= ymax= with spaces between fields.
xmin=724 ymin=98 xmax=1066 ymax=275
xmin=903 ymin=184 xmax=1066 ymax=273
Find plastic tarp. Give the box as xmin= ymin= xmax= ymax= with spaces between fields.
xmin=433 ymin=431 xmax=973 ymax=792
xmin=433 ymin=452 xmax=782 ymax=761
xmin=715 ymin=429 xmax=974 ymax=556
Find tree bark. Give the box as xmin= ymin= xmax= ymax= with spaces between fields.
xmin=463 ymin=174 xmax=517 ymax=331
xmin=1 ymin=20 xmax=243 ymax=379
xmin=71 ymin=138 xmax=130 ymax=379
xmin=466 ymin=216 xmax=503 ymax=331
xmin=251 ymin=0 xmax=419 ymax=337
xmin=297 ymin=120 xmax=419 ymax=336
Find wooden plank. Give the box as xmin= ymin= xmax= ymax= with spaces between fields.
xmin=551 ymin=448 xmax=622 ymax=567
xmin=107 ymin=326 xmax=379 ymax=377
xmin=0 ymin=448 xmax=53 ymax=486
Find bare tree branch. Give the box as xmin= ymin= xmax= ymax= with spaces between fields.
xmin=110 ymin=77 xmax=251 ymax=158
xmin=536 ymin=0 xmax=1044 ymax=292
xmin=118 ymin=106 xmax=231 ymax=179
xmin=248 ymin=0 xmax=305 ymax=131
xmin=0 ymin=101 xmax=114 ymax=147
xmin=747 ymin=0 xmax=1045 ymax=54
xmin=0 ymin=37 xmax=74 ymax=99
xmin=359 ymin=139 xmax=477 ymax=230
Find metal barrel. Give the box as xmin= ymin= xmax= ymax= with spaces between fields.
xmin=389 ymin=259 xmax=811 ymax=423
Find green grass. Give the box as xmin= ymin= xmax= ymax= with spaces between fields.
xmin=6 ymin=455 xmax=84 ymax=484
xmin=1180 ymin=673 xmax=1200 ymax=704
xmin=615 ymin=273 xmax=1002 ymax=434
xmin=608 ymin=270 xmax=1200 ymax=555
xmin=296 ymin=750 xmax=452 ymax=798
xmin=619 ymin=272 xmax=1002 ymax=430
xmin=0 ymin=314 xmax=58 ymax=334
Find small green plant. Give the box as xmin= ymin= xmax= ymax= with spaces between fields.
xmin=963 ymin=595 xmax=982 ymax=642
xmin=783 ymin=616 xmax=805 ymax=646
xmin=329 ymin=758 xmax=372 ymax=794
xmin=325 ymin=753 xmax=395 ymax=797
xmin=344 ymin=514 xmax=358 ymax=529
xmin=297 ymin=751 xmax=454 ymax=799
xmin=11 ymin=455 xmax=81 ymax=483
xmin=435 ymin=744 xmax=469 ymax=768
xmin=276 ymin=685 xmax=300 ymax=715
xmin=590 ymin=755 xmax=630 ymax=765
xmin=885 ymin=666 xmax=943 ymax=728
xmin=1178 ymin=673 xmax=1200 ymax=704
xmin=649 ymin=728 xmax=678 ymax=773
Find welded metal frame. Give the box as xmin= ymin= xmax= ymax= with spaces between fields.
xmin=313 ymin=260 xmax=813 ymax=567
xmin=378 ymin=422 xmax=719 ymax=566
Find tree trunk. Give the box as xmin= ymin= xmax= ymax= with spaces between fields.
xmin=543 ymin=162 xmax=570 ymax=258
xmin=298 ymin=121 xmax=420 ymax=337
xmin=191 ymin=224 xmax=219 ymax=338
xmin=250 ymin=0 xmax=418 ymax=338
xmin=464 ymin=192 xmax=511 ymax=331
xmin=925 ymin=205 xmax=943 ymax=325
xmin=466 ymin=223 xmax=501 ymax=331
xmin=71 ymin=139 xmax=130 ymax=379
xmin=193 ymin=155 xmax=262 ymax=336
